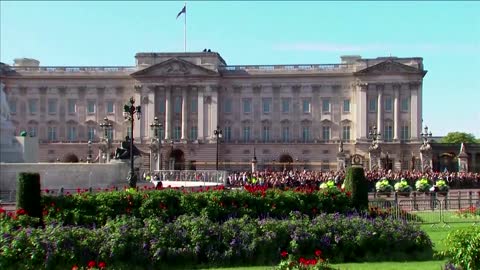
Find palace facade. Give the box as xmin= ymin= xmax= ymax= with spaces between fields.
xmin=0 ymin=52 xmax=428 ymax=171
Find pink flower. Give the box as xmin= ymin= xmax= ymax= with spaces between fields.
xmin=280 ymin=250 xmax=288 ymax=258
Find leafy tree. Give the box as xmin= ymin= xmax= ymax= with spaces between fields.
xmin=440 ymin=132 xmax=477 ymax=144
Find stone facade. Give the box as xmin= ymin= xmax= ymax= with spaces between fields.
xmin=0 ymin=52 xmax=428 ymax=171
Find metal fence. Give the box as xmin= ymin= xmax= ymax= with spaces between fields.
xmin=369 ymin=196 xmax=480 ymax=225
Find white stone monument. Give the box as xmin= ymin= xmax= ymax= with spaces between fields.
xmin=457 ymin=143 xmax=469 ymax=172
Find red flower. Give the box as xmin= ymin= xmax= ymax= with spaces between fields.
xmin=98 ymin=261 xmax=106 ymax=269
xmin=45 ymin=189 xmax=50 ymax=193
xmin=315 ymin=249 xmax=322 ymax=257
xmin=309 ymin=258 xmax=318 ymax=265
xmin=77 ymin=188 xmax=81 ymax=193
xmin=71 ymin=265 xmax=79 ymax=270
xmin=280 ymin=250 xmax=288 ymax=257
xmin=346 ymin=191 xmax=352 ymax=197
xmin=0 ymin=208 xmax=5 ymax=214
xmin=16 ymin=208 xmax=26 ymax=215
xmin=298 ymin=257 xmax=307 ymax=265
xmin=87 ymin=260 xmax=96 ymax=268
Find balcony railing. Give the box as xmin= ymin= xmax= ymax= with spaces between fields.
xmin=220 ymin=64 xmax=354 ymax=73
xmin=9 ymin=66 xmax=137 ymax=73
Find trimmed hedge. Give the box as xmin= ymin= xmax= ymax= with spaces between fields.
xmin=343 ymin=166 xmax=369 ymax=211
xmin=0 ymin=213 xmax=433 ymax=269
xmin=41 ymin=187 xmax=353 ymax=226
xmin=16 ymin=172 xmax=42 ymax=224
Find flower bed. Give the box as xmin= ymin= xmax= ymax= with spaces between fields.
xmin=0 ymin=212 xmax=433 ymax=269
xmin=40 ymin=187 xmax=353 ymax=226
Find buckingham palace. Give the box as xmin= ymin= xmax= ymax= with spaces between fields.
xmin=0 ymin=51 xmax=427 ymax=171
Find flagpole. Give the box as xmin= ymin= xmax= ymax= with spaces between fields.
xmin=184 ymin=2 xmax=187 ymax=52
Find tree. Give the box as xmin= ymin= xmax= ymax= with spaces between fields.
xmin=343 ymin=166 xmax=369 ymax=211
xmin=440 ymin=132 xmax=477 ymax=144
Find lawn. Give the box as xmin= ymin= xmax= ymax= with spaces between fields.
xmin=206 ymin=211 xmax=478 ymax=270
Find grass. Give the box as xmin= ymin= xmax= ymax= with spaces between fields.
xmin=205 ymin=211 xmax=478 ymax=270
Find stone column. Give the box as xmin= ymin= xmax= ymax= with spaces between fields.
xmin=197 ymin=88 xmax=204 ymax=141
xmin=181 ymin=87 xmax=187 ymax=140
xmin=410 ymin=83 xmax=419 ymax=140
xmin=164 ymin=86 xmax=171 ymax=140
xmin=376 ymin=84 xmax=383 ymax=141
xmin=147 ymin=86 xmax=156 ymax=133
xmin=393 ymin=84 xmax=400 ymax=141
xmin=210 ymin=85 xmax=218 ymax=140
xmin=356 ymin=83 xmax=368 ymax=140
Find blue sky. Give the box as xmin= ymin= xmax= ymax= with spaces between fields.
xmin=1 ymin=1 xmax=479 ymax=137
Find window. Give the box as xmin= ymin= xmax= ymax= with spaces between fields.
xmin=385 ymin=97 xmax=393 ymax=112
xmin=302 ymin=126 xmax=310 ymax=142
xmin=87 ymin=100 xmax=96 ymax=114
xmin=322 ymin=99 xmax=330 ymax=113
xmin=343 ymin=99 xmax=350 ymax=113
xmin=384 ymin=124 xmax=393 ymax=142
xmin=106 ymin=128 xmax=113 ymax=141
xmin=48 ymin=99 xmax=57 ymax=114
xmin=401 ymin=125 xmax=409 ymax=140
xmin=28 ymin=99 xmax=38 ymax=114
xmin=282 ymin=98 xmax=290 ymax=113
xmin=67 ymin=99 xmax=76 ymax=114
xmin=368 ymin=98 xmax=377 ymax=112
xmin=190 ymin=126 xmax=197 ymax=140
xmin=67 ymin=126 xmax=77 ymax=141
xmin=126 ymin=127 xmax=132 ymax=138
xmin=302 ymin=99 xmax=311 ymax=113
xmin=158 ymin=126 xmax=165 ymax=140
xmin=87 ymin=127 xmax=96 ymax=141
xmin=106 ymin=101 xmax=114 ymax=114
xmin=224 ymin=98 xmax=232 ymax=114
xmin=224 ymin=126 xmax=232 ymax=142
xmin=174 ymin=126 xmax=181 ymax=140
xmin=342 ymin=126 xmax=351 ymax=141
xmin=322 ymin=126 xmax=330 ymax=141
xmin=8 ymin=100 xmax=16 ymax=114
xmin=262 ymin=98 xmax=272 ymax=114
xmin=47 ymin=127 xmax=57 ymax=141
xmin=282 ymin=126 xmax=290 ymax=143
xmin=158 ymin=98 xmax=165 ymax=113
xmin=243 ymin=98 xmax=251 ymax=114
xmin=262 ymin=126 xmax=270 ymax=142
xmin=190 ymin=98 xmax=197 ymax=113
xmin=28 ymin=126 xmax=37 ymax=137
xmin=401 ymin=97 xmax=409 ymax=112
xmin=242 ymin=126 xmax=250 ymax=142
xmin=174 ymin=97 xmax=182 ymax=114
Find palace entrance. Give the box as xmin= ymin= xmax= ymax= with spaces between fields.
xmin=279 ymin=154 xmax=294 ymax=171
xmin=169 ymin=149 xmax=185 ymax=170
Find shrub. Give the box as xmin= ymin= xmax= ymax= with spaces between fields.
xmin=375 ymin=178 xmax=393 ymax=193
xmin=0 ymin=213 xmax=433 ymax=269
xmin=415 ymin=178 xmax=431 ymax=192
xmin=16 ymin=172 xmax=42 ymax=225
xmin=319 ymin=180 xmax=337 ymax=190
xmin=343 ymin=166 xmax=368 ymax=211
xmin=441 ymin=225 xmax=480 ymax=270
xmin=435 ymin=180 xmax=449 ymax=192
xmin=394 ymin=179 xmax=412 ymax=193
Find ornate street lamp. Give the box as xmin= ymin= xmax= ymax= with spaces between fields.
xmin=369 ymin=126 xmax=381 ymax=145
xmin=421 ymin=126 xmax=433 ymax=145
xmin=86 ymin=140 xmax=93 ymax=163
xmin=99 ymin=117 xmax=113 ymax=163
xmin=149 ymin=116 xmax=162 ymax=171
xmin=213 ymin=126 xmax=222 ymax=170
xmin=123 ymin=97 xmax=141 ymax=188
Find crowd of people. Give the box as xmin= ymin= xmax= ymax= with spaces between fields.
xmin=226 ymin=169 xmax=480 ymax=190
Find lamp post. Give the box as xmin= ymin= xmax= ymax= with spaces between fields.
xmin=123 ymin=97 xmax=141 ymax=188
xmin=369 ymin=126 xmax=381 ymax=145
xmin=86 ymin=140 xmax=93 ymax=163
xmin=421 ymin=126 xmax=432 ymax=145
xmin=213 ymin=126 xmax=222 ymax=170
xmin=99 ymin=117 xmax=113 ymax=163
xmin=149 ymin=116 xmax=162 ymax=171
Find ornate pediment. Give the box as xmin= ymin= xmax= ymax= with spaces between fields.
xmin=131 ymin=58 xmax=219 ymax=77
xmin=355 ymin=60 xmax=425 ymax=76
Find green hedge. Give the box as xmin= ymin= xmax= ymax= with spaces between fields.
xmin=343 ymin=166 xmax=369 ymax=211
xmin=0 ymin=213 xmax=433 ymax=269
xmin=41 ymin=188 xmax=353 ymax=226
xmin=441 ymin=225 xmax=480 ymax=270
xmin=16 ymin=172 xmax=42 ymax=224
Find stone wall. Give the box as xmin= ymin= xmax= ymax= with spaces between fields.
xmin=0 ymin=162 xmax=130 ymax=191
